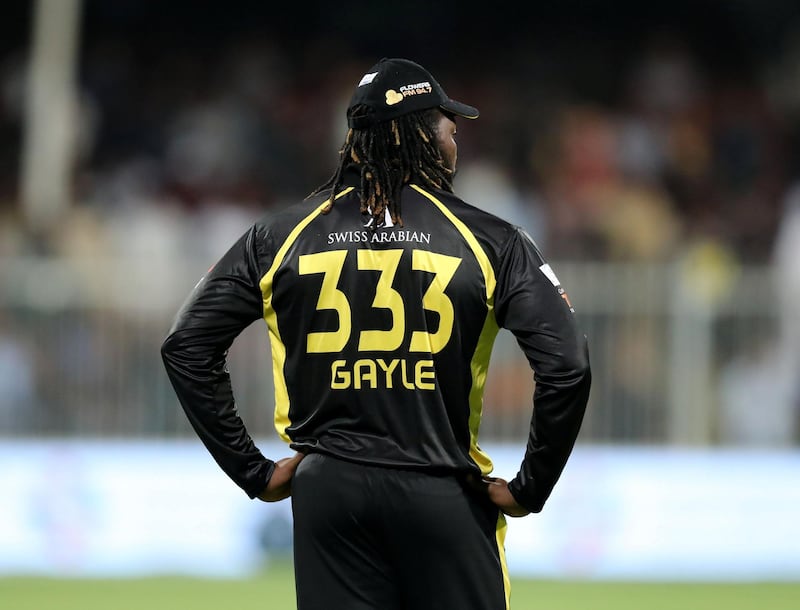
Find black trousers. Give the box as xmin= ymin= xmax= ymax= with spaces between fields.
xmin=291 ymin=453 xmax=509 ymax=610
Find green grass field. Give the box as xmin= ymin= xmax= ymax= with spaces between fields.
xmin=2 ymin=561 xmax=798 ymax=610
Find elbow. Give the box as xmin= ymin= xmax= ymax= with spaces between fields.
xmin=160 ymin=310 xmax=191 ymax=362
xmin=160 ymin=332 xmax=182 ymax=366
xmin=543 ymin=341 xmax=591 ymax=395
xmin=575 ymin=346 xmax=591 ymax=385
xmin=160 ymin=334 xmax=173 ymax=359
xmin=562 ymin=337 xmax=591 ymax=386
xmin=573 ymin=333 xmax=591 ymax=380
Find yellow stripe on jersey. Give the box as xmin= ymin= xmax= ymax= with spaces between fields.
xmin=496 ymin=512 xmax=511 ymax=610
xmin=259 ymin=187 xmax=354 ymax=442
xmin=410 ymin=185 xmax=497 ymax=301
xmin=410 ymin=185 xmax=498 ymax=474
xmin=468 ymin=314 xmax=499 ymax=474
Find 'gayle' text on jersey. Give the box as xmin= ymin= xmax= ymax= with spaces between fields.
xmin=330 ymin=357 xmax=435 ymax=390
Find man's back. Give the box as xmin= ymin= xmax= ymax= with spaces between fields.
xmin=263 ymin=174 xmax=516 ymax=476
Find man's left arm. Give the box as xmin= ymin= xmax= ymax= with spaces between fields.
xmin=493 ymin=228 xmax=592 ymax=514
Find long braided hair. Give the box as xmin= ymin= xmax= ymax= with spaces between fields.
xmin=310 ymin=105 xmax=454 ymax=228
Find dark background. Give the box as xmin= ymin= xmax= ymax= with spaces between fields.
xmin=3 ymin=0 xmax=800 ymax=262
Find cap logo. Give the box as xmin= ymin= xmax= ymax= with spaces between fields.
xmin=384 ymin=81 xmax=433 ymax=107
xmin=358 ymin=71 xmax=378 ymax=87
xmin=399 ymin=81 xmax=432 ymax=96
xmin=385 ymin=89 xmax=404 ymax=105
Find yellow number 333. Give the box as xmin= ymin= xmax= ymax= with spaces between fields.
xmin=298 ymin=248 xmax=461 ymax=355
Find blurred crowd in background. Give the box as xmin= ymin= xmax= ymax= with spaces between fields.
xmin=1 ymin=1 xmax=799 ymax=445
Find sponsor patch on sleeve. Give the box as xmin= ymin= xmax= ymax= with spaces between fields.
xmin=539 ymin=263 xmax=560 ymax=287
xmin=539 ymin=264 xmax=574 ymax=312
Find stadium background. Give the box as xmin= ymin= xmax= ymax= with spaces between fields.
xmin=1 ymin=0 xmax=799 ymax=607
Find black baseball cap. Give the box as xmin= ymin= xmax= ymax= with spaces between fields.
xmin=347 ymin=58 xmax=479 ymax=129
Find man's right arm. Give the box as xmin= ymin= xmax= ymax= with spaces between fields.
xmin=161 ymin=225 xmax=277 ymax=499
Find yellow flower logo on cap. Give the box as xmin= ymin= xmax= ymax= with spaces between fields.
xmin=385 ymin=89 xmax=404 ymax=105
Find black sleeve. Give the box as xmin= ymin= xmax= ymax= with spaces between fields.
xmin=160 ymin=225 xmax=275 ymax=499
xmin=493 ymin=228 xmax=591 ymax=513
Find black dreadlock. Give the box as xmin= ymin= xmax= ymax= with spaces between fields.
xmin=310 ymin=106 xmax=454 ymax=228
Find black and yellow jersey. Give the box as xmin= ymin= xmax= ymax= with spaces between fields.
xmin=161 ymin=171 xmax=591 ymax=513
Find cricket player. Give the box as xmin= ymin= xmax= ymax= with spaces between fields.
xmin=162 ymin=57 xmax=591 ymax=609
